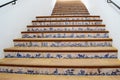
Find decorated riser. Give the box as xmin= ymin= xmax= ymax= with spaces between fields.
xmin=27 ymin=26 xmax=106 ymax=32
xmin=35 ymin=18 xmax=101 ymax=21
xmin=0 ymin=66 xmax=120 ymax=75
xmin=21 ymin=32 xmax=109 ymax=38
xmin=0 ymin=58 xmax=120 ymax=76
xmin=4 ymin=47 xmax=117 ymax=58
xmin=5 ymin=52 xmax=117 ymax=59
xmin=14 ymin=38 xmax=112 ymax=47
xmin=35 ymin=16 xmax=100 ymax=21
xmin=14 ymin=40 xmax=112 ymax=47
xmin=32 ymin=20 xmax=102 ymax=26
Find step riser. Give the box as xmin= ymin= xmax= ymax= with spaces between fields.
xmin=51 ymin=14 xmax=90 ymax=16
xmin=37 ymin=18 xmax=100 ymax=21
xmin=5 ymin=52 xmax=117 ymax=58
xmin=0 ymin=66 xmax=120 ymax=75
xmin=27 ymin=27 xmax=105 ymax=32
xmin=53 ymin=9 xmax=88 ymax=10
xmin=14 ymin=41 xmax=112 ymax=47
xmin=22 ymin=33 xmax=109 ymax=38
xmin=52 ymin=14 xmax=90 ymax=15
xmin=32 ymin=22 xmax=102 ymax=26
xmin=52 ymin=11 xmax=89 ymax=13
xmin=52 ymin=13 xmax=90 ymax=14
xmin=53 ymin=9 xmax=87 ymax=10
xmin=52 ymin=12 xmax=89 ymax=13
xmin=36 ymin=16 xmax=99 ymax=19
xmin=27 ymin=25 xmax=105 ymax=27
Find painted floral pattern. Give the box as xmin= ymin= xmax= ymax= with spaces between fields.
xmin=0 ymin=67 xmax=120 ymax=75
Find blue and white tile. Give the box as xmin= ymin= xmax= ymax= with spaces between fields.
xmin=32 ymin=22 xmax=102 ymax=26
xmin=0 ymin=66 xmax=120 ymax=75
xmin=27 ymin=27 xmax=105 ymax=32
xmin=36 ymin=17 xmax=100 ymax=21
xmin=14 ymin=41 xmax=112 ymax=47
xmin=5 ymin=52 xmax=117 ymax=58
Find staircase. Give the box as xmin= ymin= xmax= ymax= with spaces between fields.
xmin=0 ymin=0 xmax=120 ymax=80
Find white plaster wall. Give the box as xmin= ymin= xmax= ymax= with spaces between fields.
xmin=81 ymin=0 xmax=120 ymax=58
xmin=0 ymin=0 xmax=56 ymax=58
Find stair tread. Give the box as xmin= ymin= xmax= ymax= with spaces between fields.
xmin=0 ymin=58 xmax=120 ymax=68
xmin=0 ymin=73 xmax=120 ymax=80
xmin=36 ymin=15 xmax=100 ymax=18
xmin=4 ymin=47 xmax=117 ymax=52
xmin=32 ymin=20 xmax=102 ymax=22
xmin=21 ymin=31 xmax=109 ymax=33
xmin=14 ymin=38 xmax=112 ymax=42
xmin=27 ymin=24 xmax=106 ymax=27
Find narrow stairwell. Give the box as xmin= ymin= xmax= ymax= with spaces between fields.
xmin=0 ymin=0 xmax=120 ymax=80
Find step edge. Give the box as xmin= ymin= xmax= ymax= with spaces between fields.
xmin=27 ymin=25 xmax=106 ymax=27
xmin=13 ymin=38 xmax=113 ymax=42
xmin=32 ymin=20 xmax=103 ymax=22
xmin=21 ymin=31 xmax=109 ymax=33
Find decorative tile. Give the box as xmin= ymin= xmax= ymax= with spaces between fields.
xmin=37 ymin=17 xmax=100 ymax=21
xmin=5 ymin=52 xmax=117 ymax=58
xmin=22 ymin=33 xmax=109 ymax=38
xmin=27 ymin=27 xmax=105 ymax=32
xmin=32 ymin=22 xmax=102 ymax=26
xmin=14 ymin=41 xmax=112 ymax=47
xmin=0 ymin=66 xmax=120 ymax=75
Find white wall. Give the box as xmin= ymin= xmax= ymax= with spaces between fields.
xmin=0 ymin=0 xmax=56 ymax=58
xmin=81 ymin=0 xmax=120 ymax=58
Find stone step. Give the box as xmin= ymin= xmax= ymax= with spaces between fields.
xmin=52 ymin=6 xmax=88 ymax=8
xmin=53 ymin=9 xmax=88 ymax=11
xmin=27 ymin=24 xmax=105 ymax=27
xmin=52 ymin=10 xmax=88 ymax=12
xmin=36 ymin=16 xmax=100 ymax=21
xmin=53 ymin=8 xmax=87 ymax=9
xmin=32 ymin=20 xmax=102 ymax=26
xmin=37 ymin=17 xmax=101 ymax=22
xmin=54 ymin=6 xmax=87 ymax=8
xmin=52 ymin=12 xmax=89 ymax=14
xmin=53 ymin=3 xmax=86 ymax=7
xmin=13 ymin=38 xmax=112 ymax=47
xmin=51 ymin=13 xmax=90 ymax=15
xmin=0 ymin=58 xmax=120 ymax=75
xmin=52 ymin=12 xmax=90 ymax=15
xmin=0 ymin=73 xmax=120 ymax=80
xmin=36 ymin=15 xmax=100 ymax=18
xmin=27 ymin=26 xmax=106 ymax=32
xmin=52 ymin=11 xmax=89 ymax=13
xmin=51 ymin=14 xmax=90 ymax=16
xmin=52 ymin=11 xmax=89 ymax=12
xmin=4 ymin=47 xmax=117 ymax=52
xmin=55 ymin=9 xmax=88 ymax=10
xmin=32 ymin=20 xmax=102 ymax=22
xmin=21 ymin=31 xmax=109 ymax=38
xmin=53 ymin=8 xmax=88 ymax=10
xmin=4 ymin=47 xmax=117 ymax=58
